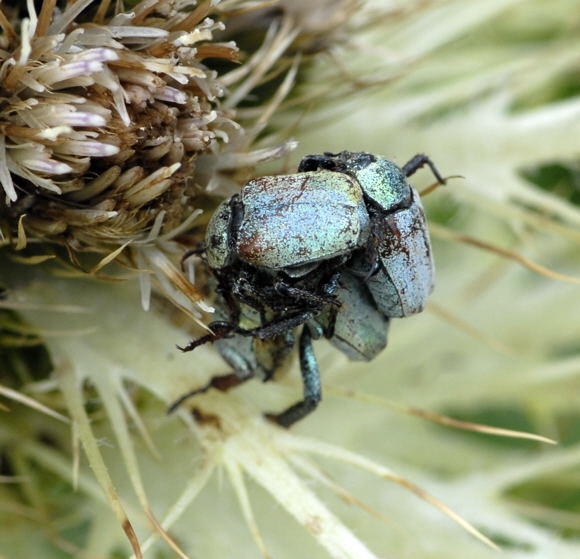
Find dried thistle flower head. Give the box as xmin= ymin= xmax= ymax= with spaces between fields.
xmin=0 ymin=0 xmax=238 ymax=252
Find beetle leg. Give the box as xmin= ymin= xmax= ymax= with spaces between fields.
xmin=220 ymin=287 xmax=243 ymax=324
xmin=274 ymin=281 xmax=341 ymax=308
xmin=229 ymin=276 xmax=269 ymax=316
xmin=402 ymin=153 xmax=446 ymax=185
xmin=322 ymin=271 xmax=342 ymax=295
xmin=170 ymin=332 xmax=259 ymax=414
xmin=262 ymin=329 xmax=296 ymax=382
xmin=270 ymin=325 xmax=321 ymax=427
xmin=177 ymin=321 xmax=233 ymax=352
xmin=243 ymin=310 xmax=318 ymax=340
xmin=167 ymin=371 xmax=254 ymax=414
xmin=322 ymin=305 xmax=339 ymax=339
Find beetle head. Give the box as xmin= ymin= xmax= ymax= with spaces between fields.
xmin=298 ymin=151 xmax=377 ymax=174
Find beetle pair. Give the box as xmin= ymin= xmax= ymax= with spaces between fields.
xmin=172 ymin=151 xmax=444 ymax=427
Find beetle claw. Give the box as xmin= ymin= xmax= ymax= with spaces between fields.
xmin=402 ymin=153 xmax=446 ymax=185
xmin=178 ymin=321 xmax=234 ymax=352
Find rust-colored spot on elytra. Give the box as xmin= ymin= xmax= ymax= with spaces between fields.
xmin=238 ymin=232 xmax=276 ymax=261
xmin=287 ymin=175 xmax=310 ymax=204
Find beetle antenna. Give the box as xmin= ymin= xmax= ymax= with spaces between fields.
xmin=180 ymin=246 xmax=206 ymax=270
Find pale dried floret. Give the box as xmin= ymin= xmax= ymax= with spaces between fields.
xmin=0 ymin=0 xmax=238 ymax=249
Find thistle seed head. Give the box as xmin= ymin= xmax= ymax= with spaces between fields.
xmin=0 ymin=0 xmax=239 ymax=250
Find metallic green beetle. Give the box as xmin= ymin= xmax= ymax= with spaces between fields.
xmin=174 ymin=151 xmax=444 ymax=427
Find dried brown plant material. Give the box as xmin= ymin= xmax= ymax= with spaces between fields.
xmin=0 ymin=0 xmax=238 ymax=251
